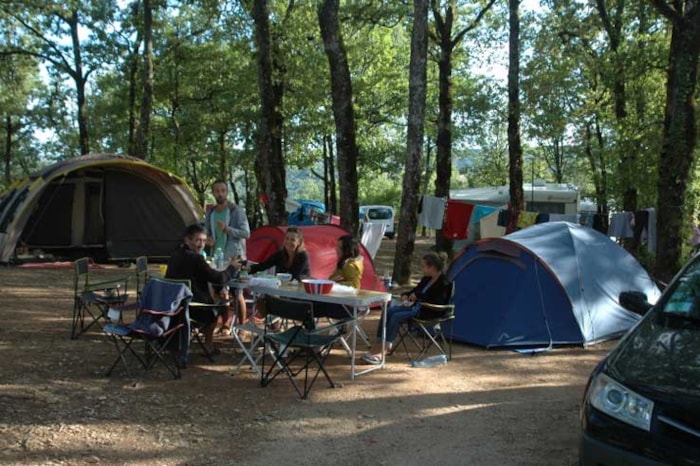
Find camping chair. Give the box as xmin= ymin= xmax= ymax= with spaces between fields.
xmin=103 ymin=278 xmax=192 ymax=379
xmin=72 ymin=257 xmax=130 ymax=339
xmin=392 ymin=303 xmax=456 ymax=361
xmin=160 ymin=277 xmax=220 ymax=363
xmin=390 ymin=285 xmax=456 ymax=362
xmin=260 ymin=295 xmax=352 ymax=399
xmin=231 ymin=292 xmax=278 ymax=377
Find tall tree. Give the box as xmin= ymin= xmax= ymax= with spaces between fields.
xmin=135 ymin=0 xmax=153 ymax=159
xmin=251 ymin=0 xmax=288 ymax=225
xmin=652 ymin=0 xmax=700 ymax=281
xmin=0 ymin=53 xmax=40 ymax=185
xmin=0 ymin=2 xmax=118 ymax=155
xmin=507 ymin=0 xmax=524 ymax=228
xmin=431 ymin=0 xmax=496 ymax=253
xmin=318 ymin=0 xmax=360 ymax=235
xmin=394 ymin=0 xmax=429 ymax=285
xmin=595 ymin=0 xmax=637 ymax=213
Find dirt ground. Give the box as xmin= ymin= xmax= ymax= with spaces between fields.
xmin=0 ymin=237 xmax=612 ymax=466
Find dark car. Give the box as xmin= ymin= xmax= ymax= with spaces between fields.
xmin=579 ymin=255 xmax=700 ymax=465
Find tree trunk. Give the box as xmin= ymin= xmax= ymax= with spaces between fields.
xmin=431 ymin=0 xmax=495 ymax=243
xmin=595 ymin=0 xmax=635 ymax=214
xmin=251 ymin=0 xmax=287 ymax=225
xmin=433 ymin=3 xmax=454 ymax=254
xmin=271 ymin=31 xmax=287 ymax=218
xmin=318 ymin=0 xmax=359 ymax=235
xmin=127 ymin=1 xmax=142 ymax=157
xmin=218 ymin=130 xmax=228 ymax=183
xmin=68 ymin=10 xmax=90 ymax=155
xmin=394 ymin=0 xmax=429 ymax=286
xmin=585 ymin=117 xmax=609 ymax=233
xmin=653 ymin=0 xmax=700 ymax=282
xmin=4 ymin=115 xmax=12 ymax=184
xmin=421 ymin=139 xmax=433 ymax=237
xmin=327 ymin=135 xmax=337 ymax=215
xmin=136 ymin=0 xmax=153 ymax=159
xmin=507 ymin=0 xmax=524 ymax=229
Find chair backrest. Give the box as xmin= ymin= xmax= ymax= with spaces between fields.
xmin=141 ymin=278 xmax=193 ymax=315
xmin=265 ymin=295 xmax=314 ymax=324
xmin=74 ymin=257 xmax=90 ymax=292
xmin=417 ymin=281 xmax=456 ymax=320
xmin=159 ymin=277 xmax=192 ymax=289
xmin=135 ymin=256 xmax=149 ymax=298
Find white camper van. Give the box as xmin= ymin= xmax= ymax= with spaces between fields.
xmin=360 ymin=205 xmax=395 ymax=239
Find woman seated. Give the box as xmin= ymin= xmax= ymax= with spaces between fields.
xmin=243 ymin=227 xmax=310 ymax=326
xmin=313 ymin=235 xmax=364 ymax=320
xmin=248 ymin=226 xmax=311 ymax=281
xmin=362 ymin=252 xmax=451 ymax=365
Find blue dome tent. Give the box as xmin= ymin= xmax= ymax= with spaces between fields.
xmin=446 ymin=222 xmax=660 ymax=348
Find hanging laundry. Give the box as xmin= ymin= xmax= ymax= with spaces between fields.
xmin=608 ymin=212 xmax=634 ymax=238
xmin=517 ymin=211 xmax=538 ymax=229
xmin=536 ymin=213 xmax=550 ymax=224
xmin=470 ymin=205 xmax=499 ymax=225
xmin=632 ymin=210 xmax=650 ymax=252
xmin=497 ymin=209 xmax=510 ymax=227
xmin=579 ymin=212 xmax=594 ymax=228
xmin=480 ymin=210 xmax=506 ymax=238
xmin=645 ymin=208 xmax=657 ymax=253
xmin=443 ymin=200 xmax=474 ymax=239
xmin=417 ymin=195 xmax=446 ymax=229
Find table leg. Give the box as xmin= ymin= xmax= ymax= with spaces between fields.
xmin=351 ymin=300 xmax=388 ymax=378
xmin=350 ymin=305 xmax=357 ymax=380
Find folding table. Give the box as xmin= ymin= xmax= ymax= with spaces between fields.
xmin=230 ymin=280 xmax=391 ymax=379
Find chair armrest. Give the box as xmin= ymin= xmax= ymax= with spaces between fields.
xmin=84 ymin=276 xmax=130 ymax=292
xmin=417 ymin=303 xmax=454 ymax=320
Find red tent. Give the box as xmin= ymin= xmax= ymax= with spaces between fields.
xmin=247 ymin=225 xmax=386 ymax=292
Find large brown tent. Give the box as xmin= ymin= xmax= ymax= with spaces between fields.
xmin=0 ymin=153 xmax=202 ymax=263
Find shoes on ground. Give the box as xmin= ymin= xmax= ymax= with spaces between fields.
xmin=361 ymin=352 xmax=382 ymax=365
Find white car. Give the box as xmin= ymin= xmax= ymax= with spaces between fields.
xmin=360 ymin=205 xmax=395 ymax=239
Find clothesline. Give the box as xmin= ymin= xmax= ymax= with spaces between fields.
xmin=416 ymin=194 xmax=658 ymax=253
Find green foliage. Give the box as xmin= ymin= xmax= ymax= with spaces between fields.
xmin=0 ymin=0 xmax=693 ymax=260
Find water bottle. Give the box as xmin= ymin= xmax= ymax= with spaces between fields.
xmin=214 ymin=247 xmax=224 ymax=270
xmin=382 ymin=271 xmax=392 ymax=290
xmin=411 ymin=354 xmax=447 ymax=368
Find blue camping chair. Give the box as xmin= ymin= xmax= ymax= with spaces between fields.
xmin=103 ymin=278 xmax=192 ymax=379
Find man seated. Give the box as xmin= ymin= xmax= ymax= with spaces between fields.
xmin=166 ymin=224 xmax=240 ymax=355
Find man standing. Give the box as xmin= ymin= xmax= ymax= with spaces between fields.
xmin=205 ymin=180 xmax=250 ymax=333
xmin=205 ymin=180 xmax=250 ymax=260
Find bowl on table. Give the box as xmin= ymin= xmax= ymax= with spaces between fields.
xmin=302 ymin=278 xmax=335 ymax=295
xmin=276 ymin=273 xmax=293 ymax=283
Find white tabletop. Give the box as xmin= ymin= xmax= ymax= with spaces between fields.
xmin=230 ymin=281 xmax=391 ymax=307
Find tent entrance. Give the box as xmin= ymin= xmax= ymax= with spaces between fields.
xmin=23 ymin=176 xmax=106 ymax=253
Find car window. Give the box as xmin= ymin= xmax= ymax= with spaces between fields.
xmin=662 ymin=260 xmax=700 ymax=320
xmin=368 ymin=208 xmax=392 ymax=220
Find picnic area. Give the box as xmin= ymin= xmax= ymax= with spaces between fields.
xmin=0 ymin=237 xmax=609 ymax=465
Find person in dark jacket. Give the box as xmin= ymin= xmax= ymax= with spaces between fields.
xmin=248 ymin=226 xmax=310 ymax=281
xmin=362 ymin=252 xmax=452 ymax=364
xmin=166 ymin=224 xmax=240 ymax=353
